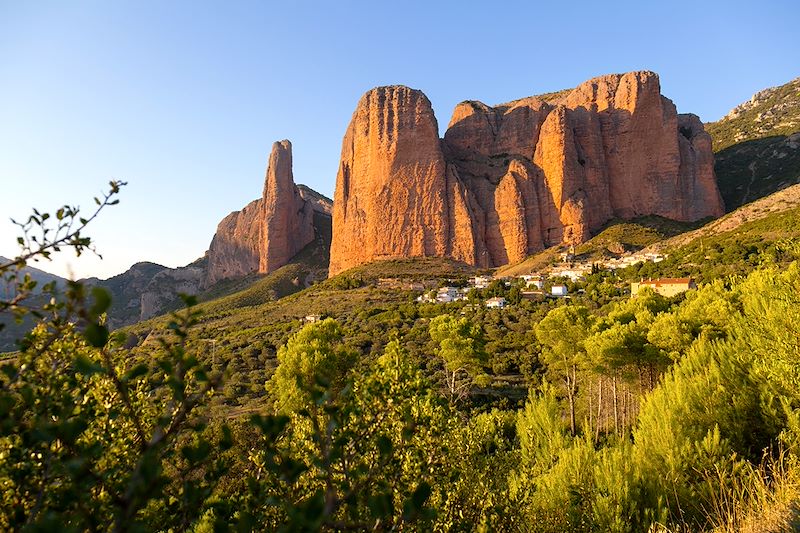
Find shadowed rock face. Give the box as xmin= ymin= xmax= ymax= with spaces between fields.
xmin=205 ymin=140 xmax=331 ymax=285
xmin=205 ymin=199 xmax=264 ymax=285
xmin=329 ymin=71 xmax=724 ymax=274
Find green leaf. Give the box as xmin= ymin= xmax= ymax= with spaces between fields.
xmin=220 ymin=424 xmax=233 ymax=450
xmin=250 ymin=414 xmax=290 ymax=439
xmin=367 ymin=491 xmax=394 ymax=518
xmin=411 ymin=481 xmax=431 ymax=510
xmin=179 ymin=293 xmax=198 ymax=307
xmin=0 ymin=394 xmax=16 ymax=417
xmin=122 ymin=364 xmax=148 ymax=383
xmin=90 ymin=286 xmax=112 ymax=317
xmin=75 ymin=353 xmax=105 ymax=375
xmin=376 ymin=435 xmax=393 ymax=457
xmin=84 ymin=323 xmax=109 ymax=348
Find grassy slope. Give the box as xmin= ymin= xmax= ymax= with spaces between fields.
xmin=123 ymin=256 xmax=477 ymax=413
xmin=131 ymin=256 xmax=475 ymax=334
xmin=497 ymin=216 xmax=699 ymax=277
xmin=647 ymin=183 xmax=800 ymax=252
xmin=621 ymin=204 xmax=800 ymax=284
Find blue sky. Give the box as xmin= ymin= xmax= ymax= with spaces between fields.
xmin=1 ymin=0 xmax=798 ymax=279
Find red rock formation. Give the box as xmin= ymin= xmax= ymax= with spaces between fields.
xmin=677 ymin=114 xmax=725 ymax=220
xmin=205 ymin=140 xmax=331 ymax=285
xmin=329 ymin=86 xmax=453 ymax=275
xmin=260 ymin=140 xmax=316 ymax=273
xmin=205 ymin=199 xmax=264 ymax=284
xmin=329 ymin=72 xmax=725 ymax=273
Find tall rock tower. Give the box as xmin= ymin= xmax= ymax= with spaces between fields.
xmin=205 ymin=140 xmax=330 ymax=285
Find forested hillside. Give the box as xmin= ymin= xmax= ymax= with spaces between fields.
xmin=2 ymin=186 xmax=799 ymax=531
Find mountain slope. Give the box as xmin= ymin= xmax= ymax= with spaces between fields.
xmin=0 ymin=256 xmax=67 ymax=290
xmin=706 ymin=77 xmax=800 ymax=210
xmin=646 ymin=183 xmax=800 ymax=251
xmin=0 ymin=257 xmax=69 ymax=353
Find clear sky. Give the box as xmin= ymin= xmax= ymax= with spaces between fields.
xmin=1 ymin=0 xmax=798 ymax=279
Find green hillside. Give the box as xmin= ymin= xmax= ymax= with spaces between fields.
xmin=706 ymin=76 xmax=800 ymax=210
xmin=124 ymin=256 xmax=480 ymax=411
xmin=120 ymin=198 xmax=800 ymax=416
xmin=620 ymin=204 xmax=800 ymax=283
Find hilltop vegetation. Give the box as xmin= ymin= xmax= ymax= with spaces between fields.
xmin=707 ymin=76 xmax=800 ymax=210
xmin=707 ymin=77 xmax=800 ymax=152
xmin=623 ymin=204 xmax=800 ymax=284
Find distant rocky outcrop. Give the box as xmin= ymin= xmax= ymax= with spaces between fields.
xmin=81 ymin=259 xmax=205 ymax=328
xmin=706 ymin=76 xmax=800 ymax=210
xmin=329 ymin=71 xmax=724 ymax=275
xmin=138 ymin=260 xmax=206 ymax=320
xmin=205 ymin=140 xmax=332 ymax=285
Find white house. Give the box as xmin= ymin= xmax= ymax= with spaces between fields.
xmin=471 ymin=275 xmax=493 ymax=289
xmin=436 ymin=286 xmax=460 ymax=303
xmin=551 ymin=285 xmax=568 ymax=297
xmin=485 ymin=296 xmax=506 ymax=309
xmin=526 ymin=278 xmax=544 ymax=289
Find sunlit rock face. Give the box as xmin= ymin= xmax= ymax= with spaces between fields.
xmin=206 ymin=140 xmax=330 ymax=285
xmin=330 ymin=71 xmax=724 ymax=273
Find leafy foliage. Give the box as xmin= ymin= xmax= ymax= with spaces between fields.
xmin=3 ymin=185 xmax=800 ymax=531
xmin=428 ymin=315 xmax=490 ymax=403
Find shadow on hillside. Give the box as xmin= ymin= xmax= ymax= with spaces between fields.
xmin=715 ymin=134 xmax=800 ymax=211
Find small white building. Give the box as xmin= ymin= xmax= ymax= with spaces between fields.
xmin=485 ymin=296 xmax=507 ymax=309
xmin=551 ymin=285 xmax=568 ymax=297
xmin=436 ymin=287 xmax=460 ymax=303
xmin=471 ymin=275 xmax=493 ymax=289
xmin=526 ymin=278 xmax=544 ymax=289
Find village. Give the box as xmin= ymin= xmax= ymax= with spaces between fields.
xmin=407 ymin=248 xmax=694 ymax=309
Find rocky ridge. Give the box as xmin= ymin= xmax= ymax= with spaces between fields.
xmin=706 ymin=76 xmax=800 ymax=210
xmin=205 ymin=140 xmax=332 ymax=285
xmin=330 ymin=71 xmax=724 ymax=275
xmin=713 ymin=77 xmax=800 ymax=149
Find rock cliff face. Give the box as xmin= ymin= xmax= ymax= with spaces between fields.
xmin=206 ymin=140 xmax=332 ymax=285
xmin=328 ymin=86 xmax=453 ymax=275
xmin=329 ymin=71 xmax=725 ymax=274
